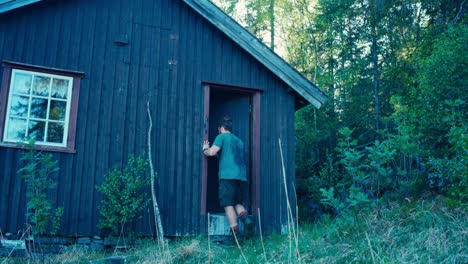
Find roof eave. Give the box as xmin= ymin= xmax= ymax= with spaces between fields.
xmin=0 ymin=0 xmax=44 ymax=14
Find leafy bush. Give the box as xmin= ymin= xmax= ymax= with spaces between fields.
xmin=335 ymin=127 xmax=366 ymax=188
xmin=427 ymin=126 xmax=468 ymax=206
xmin=304 ymin=154 xmax=335 ymax=203
xmin=18 ymin=140 xmax=64 ymax=235
xmin=305 ymin=126 xmax=410 ymax=217
xmin=364 ymin=136 xmax=397 ymax=196
xmin=306 ymin=128 xmax=383 ymax=215
xmin=96 ymin=155 xmax=150 ymax=234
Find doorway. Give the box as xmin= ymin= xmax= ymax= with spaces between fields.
xmin=201 ymin=84 xmax=261 ymax=218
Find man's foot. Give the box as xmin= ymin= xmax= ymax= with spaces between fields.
xmin=240 ymin=214 xmax=254 ymax=238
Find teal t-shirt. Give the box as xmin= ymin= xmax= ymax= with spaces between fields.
xmin=212 ymin=133 xmax=247 ymax=181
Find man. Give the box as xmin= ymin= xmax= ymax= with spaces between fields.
xmin=203 ymin=116 xmax=253 ymax=238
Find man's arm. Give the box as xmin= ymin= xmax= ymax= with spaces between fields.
xmin=203 ymin=140 xmax=220 ymax=156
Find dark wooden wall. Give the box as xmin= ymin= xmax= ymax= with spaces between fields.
xmin=0 ymin=0 xmax=297 ymax=236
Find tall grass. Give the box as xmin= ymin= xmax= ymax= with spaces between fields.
xmin=1 ymin=201 xmax=466 ymax=263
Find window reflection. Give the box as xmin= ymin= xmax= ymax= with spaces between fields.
xmin=10 ymin=95 xmax=29 ymax=117
xmin=49 ymin=100 xmax=66 ymax=121
xmin=6 ymin=118 xmax=27 ymax=140
xmin=47 ymin=122 xmax=64 ymax=143
xmin=30 ymin=98 xmax=48 ymax=119
xmin=51 ymin=78 xmax=69 ymax=99
xmin=32 ymin=76 xmax=50 ymax=97
xmin=28 ymin=120 xmax=46 ymax=142
xmin=12 ymin=73 xmax=32 ymax=95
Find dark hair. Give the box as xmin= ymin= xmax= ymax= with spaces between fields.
xmin=219 ymin=116 xmax=233 ymax=132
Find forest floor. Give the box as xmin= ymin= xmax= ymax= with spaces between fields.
xmin=1 ymin=199 xmax=466 ymax=263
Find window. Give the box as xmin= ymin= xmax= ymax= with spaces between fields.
xmin=0 ymin=62 xmax=83 ymax=153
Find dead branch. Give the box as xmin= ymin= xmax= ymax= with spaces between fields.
xmin=147 ymin=101 xmax=165 ymax=243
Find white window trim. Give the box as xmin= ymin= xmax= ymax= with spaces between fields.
xmin=3 ymin=69 xmax=74 ymax=147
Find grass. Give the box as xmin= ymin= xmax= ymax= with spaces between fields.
xmin=1 ymin=200 xmax=466 ymax=263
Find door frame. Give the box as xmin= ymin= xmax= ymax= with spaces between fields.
xmin=201 ymin=82 xmax=261 ymax=215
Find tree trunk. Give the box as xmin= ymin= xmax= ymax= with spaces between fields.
xmin=371 ymin=5 xmax=380 ymax=132
xmin=269 ymin=0 xmax=275 ymax=50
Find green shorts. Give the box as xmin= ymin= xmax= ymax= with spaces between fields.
xmin=219 ymin=179 xmax=245 ymax=207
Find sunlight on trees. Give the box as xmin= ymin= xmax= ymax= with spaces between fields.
xmin=213 ymin=0 xmax=467 ymax=214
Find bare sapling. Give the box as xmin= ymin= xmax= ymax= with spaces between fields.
xmin=147 ymin=101 xmax=165 ymax=245
xmin=232 ymin=227 xmax=248 ymax=264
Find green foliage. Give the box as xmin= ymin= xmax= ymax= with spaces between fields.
xmin=399 ymin=23 xmax=468 ymax=157
xmin=319 ymin=187 xmax=340 ymax=211
xmin=292 ymin=1 xmax=467 ymax=213
xmin=214 ymin=0 xmax=467 ymax=215
xmin=387 ymin=23 xmax=468 ymax=204
xmin=320 ymin=184 xmax=371 ymax=218
xmin=51 ymin=206 xmax=64 ymax=235
xmin=427 ymin=126 xmax=468 ymax=205
xmin=96 ymin=155 xmax=150 ymax=234
xmin=307 ymin=128 xmax=396 ymax=215
xmin=364 ymin=136 xmax=397 ymax=195
xmin=17 ymin=140 xmax=64 ymax=235
xmin=306 ymin=155 xmax=337 ymax=202
xmin=336 ymin=127 xmax=366 ymax=187
xmin=213 ymin=0 xmax=276 ymax=45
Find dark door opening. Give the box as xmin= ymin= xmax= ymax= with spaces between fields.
xmin=206 ymin=89 xmax=251 ymax=213
xmin=202 ymin=84 xmax=261 ymax=219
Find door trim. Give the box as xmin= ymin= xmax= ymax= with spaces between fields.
xmin=201 ymin=84 xmax=261 ymax=215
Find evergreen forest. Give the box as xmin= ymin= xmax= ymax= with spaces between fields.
xmin=214 ymin=0 xmax=467 ymax=214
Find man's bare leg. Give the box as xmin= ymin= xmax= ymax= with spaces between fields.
xmin=234 ymin=204 xmax=247 ymax=215
xmin=224 ymin=206 xmax=238 ymax=229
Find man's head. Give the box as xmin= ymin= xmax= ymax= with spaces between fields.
xmin=218 ymin=116 xmax=233 ymax=133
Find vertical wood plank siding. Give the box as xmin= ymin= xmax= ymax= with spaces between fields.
xmin=0 ymin=0 xmax=297 ymax=236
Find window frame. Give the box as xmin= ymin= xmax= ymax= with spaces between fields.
xmin=0 ymin=61 xmax=83 ymax=153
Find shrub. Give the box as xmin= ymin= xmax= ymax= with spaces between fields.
xmin=310 ymin=128 xmax=401 ymax=216
xmin=427 ymin=126 xmax=468 ymax=206
xmin=18 ymin=140 xmax=63 ymax=235
xmin=96 ymin=154 xmax=150 ymax=234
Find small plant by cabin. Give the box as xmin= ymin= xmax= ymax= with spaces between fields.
xmin=18 ymin=140 xmax=64 ymax=236
xmin=96 ymin=155 xmax=150 ymax=235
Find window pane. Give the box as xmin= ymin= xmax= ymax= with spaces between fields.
xmin=28 ymin=120 xmax=46 ymax=142
xmin=6 ymin=118 xmax=27 ymax=140
xmin=32 ymin=76 xmax=50 ymax=97
xmin=47 ymin=122 xmax=64 ymax=143
xmin=51 ymin=78 xmax=69 ymax=99
xmin=30 ymin=98 xmax=48 ymax=119
xmin=9 ymin=95 xmax=29 ymax=117
xmin=12 ymin=72 xmax=32 ymax=94
xmin=49 ymin=100 xmax=67 ymax=121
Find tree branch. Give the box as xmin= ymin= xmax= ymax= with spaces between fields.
xmin=452 ymin=0 xmax=466 ymax=24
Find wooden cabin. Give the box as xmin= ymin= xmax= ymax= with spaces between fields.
xmin=0 ymin=0 xmax=327 ymax=237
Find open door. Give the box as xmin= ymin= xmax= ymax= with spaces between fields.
xmin=202 ymin=84 xmax=260 ymax=235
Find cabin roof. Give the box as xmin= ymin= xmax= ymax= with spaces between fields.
xmin=0 ymin=0 xmax=42 ymax=13
xmin=0 ymin=0 xmax=327 ymax=108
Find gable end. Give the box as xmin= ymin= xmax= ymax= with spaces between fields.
xmin=182 ymin=0 xmax=327 ymax=108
